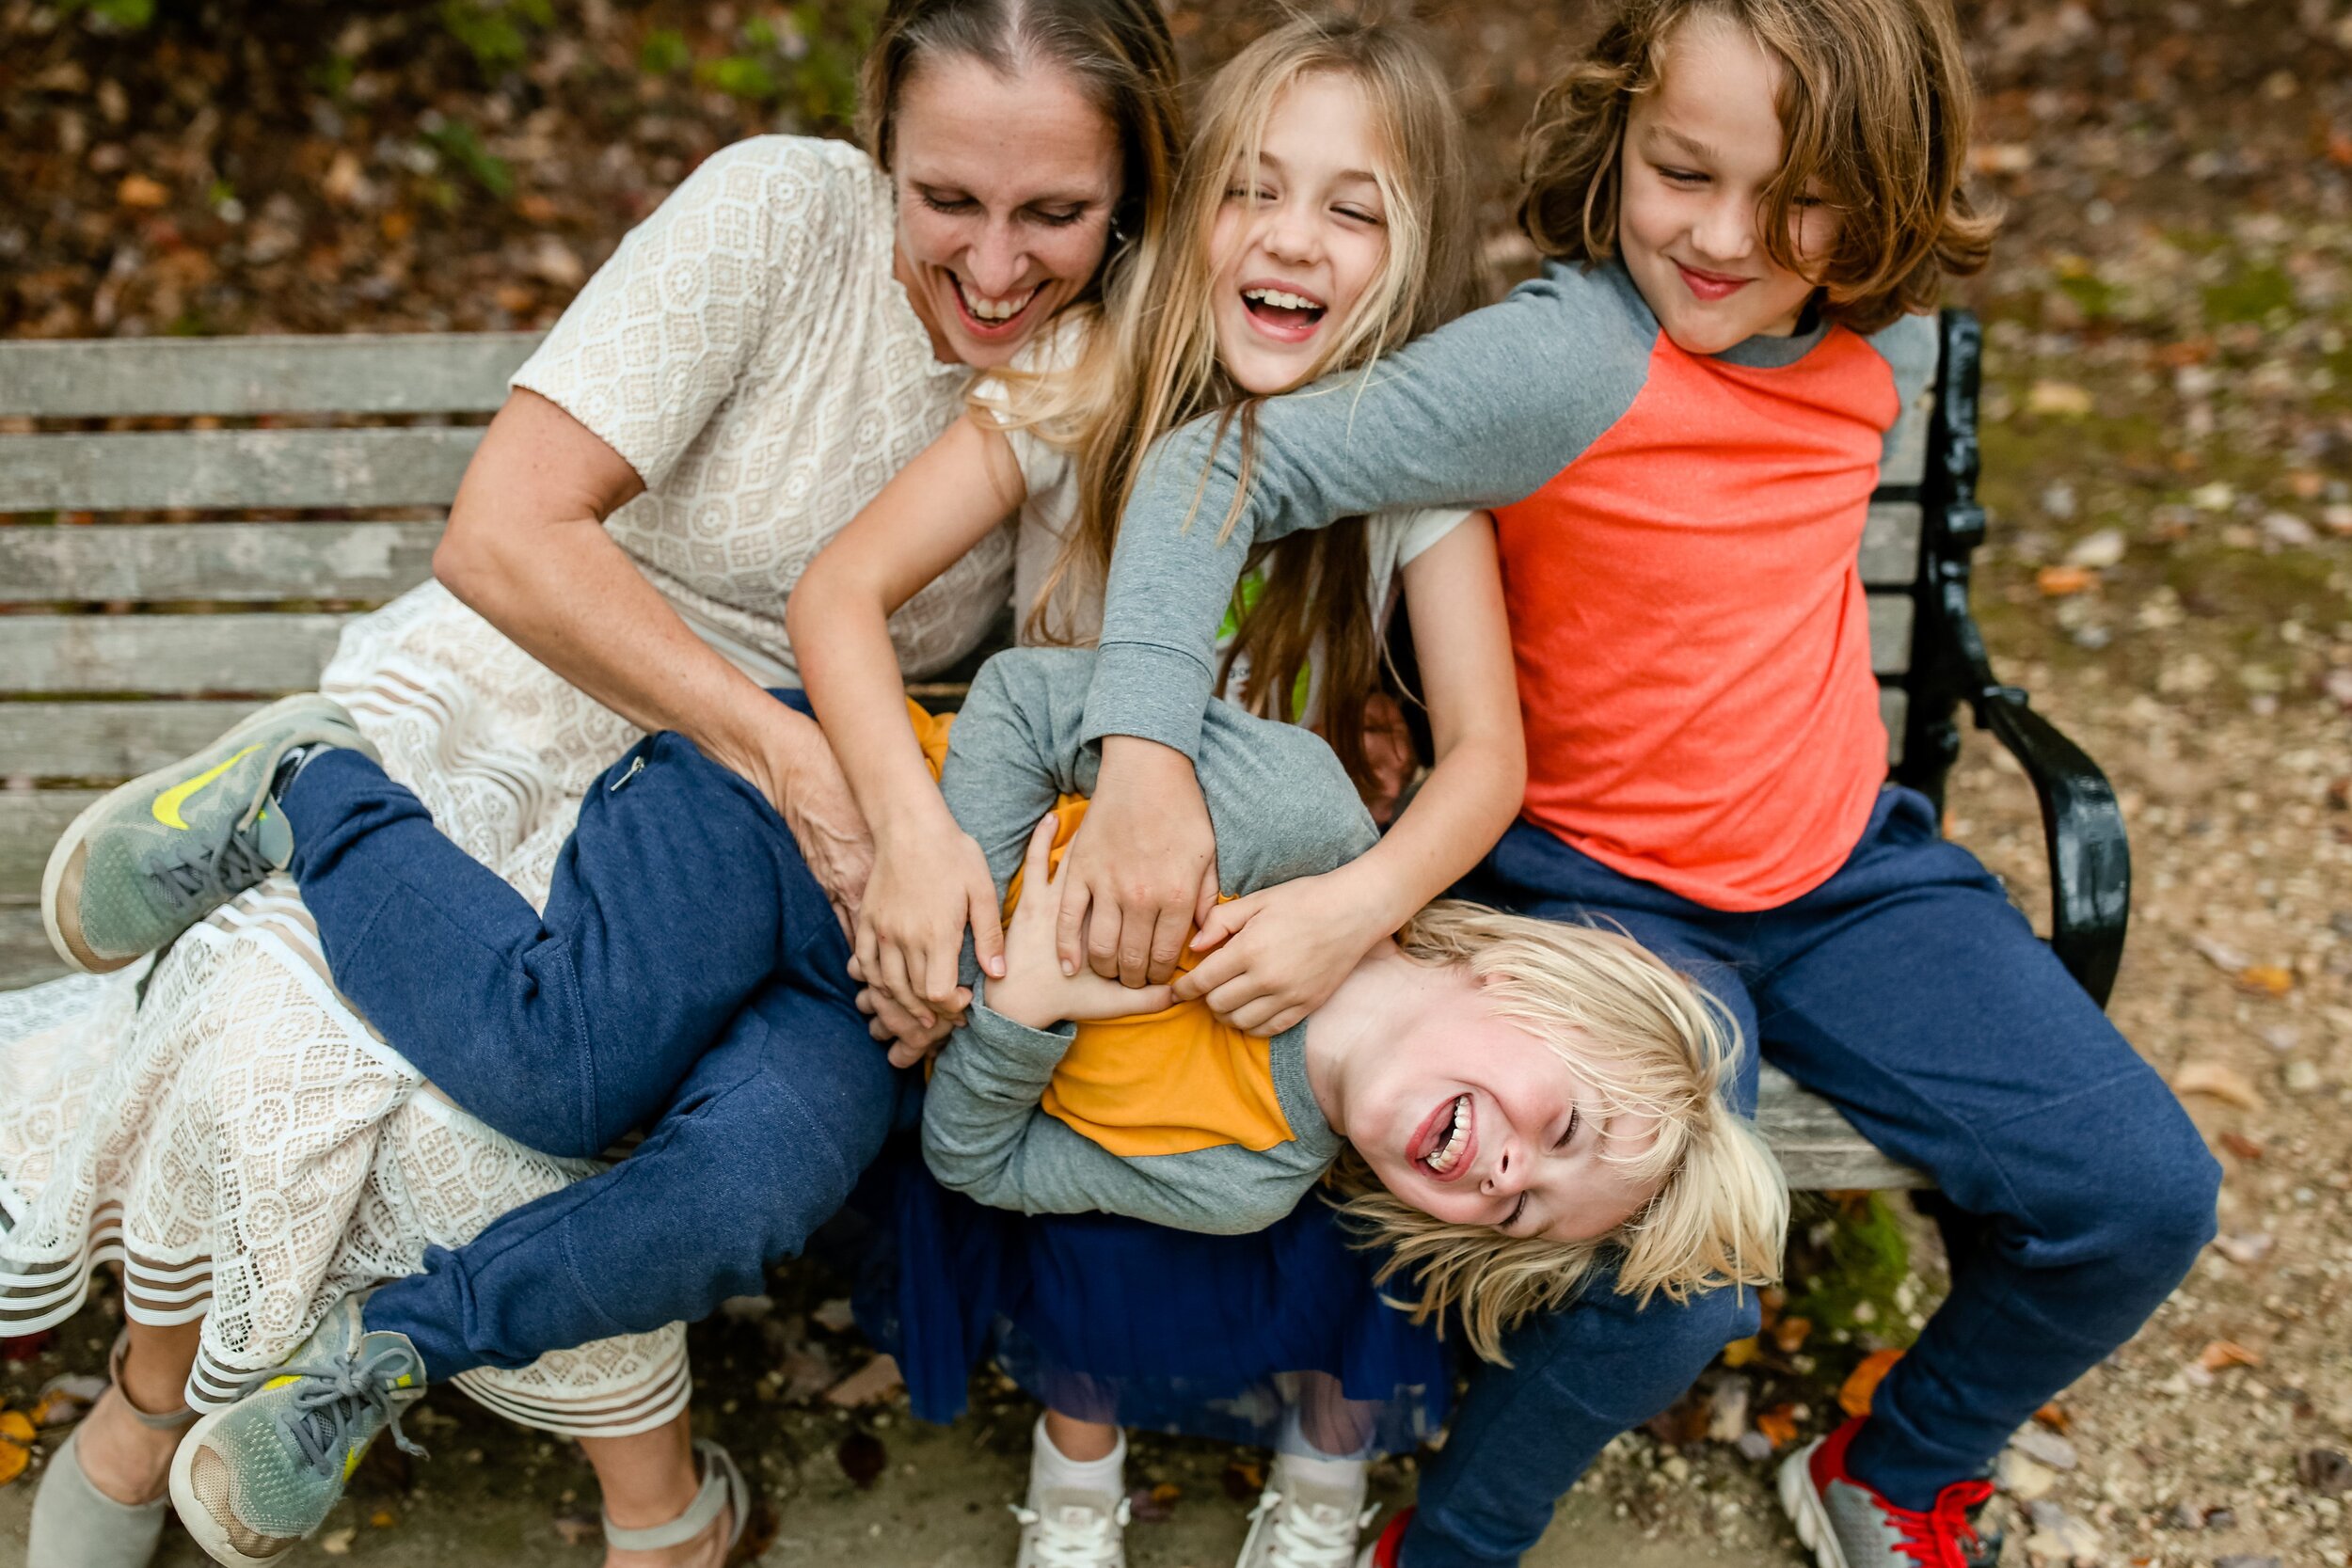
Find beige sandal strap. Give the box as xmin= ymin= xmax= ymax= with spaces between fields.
xmin=603 ymin=1439 xmax=749 ymax=1554
xmin=106 ymin=1330 xmax=199 ymax=1432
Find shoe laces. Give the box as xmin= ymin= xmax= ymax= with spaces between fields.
xmin=1886 ymin=1479 xmax=1995 ymax=1568
xmin=1009 ymin=1495 xmax=1130 ymax=1568
xmin=271 ymin=1343 xmax=425 ymax=1480
xmin=1249 ymin=1486 xmax=1377 ymax=1568
xmin=155 ymin=812 xmax=278 ymax=917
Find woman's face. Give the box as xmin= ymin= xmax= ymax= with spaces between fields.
xmin=1345 ymin=973 xmax=1663 ymax=1245
xmin=891 ymin=55 xmax=1125 ymax=369
xmin=1206 ymin=71 xmax=1392 ymax=396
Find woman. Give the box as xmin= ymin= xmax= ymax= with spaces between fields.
xmin=5 ymin=3 xmax=1181 ymax=1564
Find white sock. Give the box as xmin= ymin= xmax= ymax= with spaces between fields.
xmin=1276 ymin=1404 xmax=1371 ymax=1496
xmin=1029 ymin=1413 xmax=1126 ymax=1501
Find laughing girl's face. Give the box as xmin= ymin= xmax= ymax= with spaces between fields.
xmin=1347 ymin=974 xmax=1663 ymax=1245
xmin=1206 ymin=71 xmax=1392 ymax=396
xmin=890 ymin=55 xmax=1124 ymax=370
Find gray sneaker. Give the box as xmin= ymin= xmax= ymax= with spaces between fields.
xmin=1237 ymin=1454 xmax=1377 ymax=1568
xmin=1778 ymin=1419 xmax=2000 ymax=1568
xmin=167 ymin=1294 xmax=425 ymax=1566
xmin=41 ymin=693 xmax=374 ymax=973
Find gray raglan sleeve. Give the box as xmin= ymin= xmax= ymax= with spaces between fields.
xmin=1080 ymin=263 xmax=1654 ymax=757
xmin=919 ymin=1001 xmax=1318 ymax=1234
xmin=939 ymin=647 xmax=1381 ymax=909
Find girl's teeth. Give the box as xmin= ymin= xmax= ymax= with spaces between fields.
xmin=1426 ymin=1095 xmax=1470 ymax=1173
xmin=1245 ymin=287 xmax=1320 ymax=310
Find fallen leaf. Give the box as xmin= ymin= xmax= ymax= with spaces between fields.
xmin=2199 ymin=1339 xmax=2262 ymax=1371
xmin=0 ymin=1412 xmax=32 ymax=1445
xmin=1771 ymin=1316 xmax=1813 ymax=1354
xmin=117 ymin=172 xmax=168 ymax=208
xmin=1720 ymin=1336 xmax=1762 ymax=1369
xmin=1754 ymin=1405 xmax=1799 ymax=1449
xmin=1839 ymin=1350 xmax=1903 ymax=1418
xmin=835 ymin=1431 xmax=886 ymax=1489
xmin=2236 ymin=965 xmax=2293 ymax=999
xmin=824 ymin=1354 xmax=903 ymax=1408
xmin=1128 ymin=1481 xmax=1181 ymax=1522
xmin=2036 ymin=565 xmax=2097 ymax=596
xmin=0 ymin=1433 xmax=25 ymax=1487
xmin=2033 ymin=1402 xmax=2071 ymax=1433
xmin=2172 ymin=1061 xmax=2262 ymax=1110
xmin=2026 ymin=380 xmax=2092 ymax=418
xmin=2213 ymin=1231 xmax=2275 ymax=1265
xmin=370 ymin=1509 xmax=396 ymax=1528
xmin=2192 ymin=935 xmax=2253 ymax=972
xmin=551 ymin=1511 xmax=599 ymax=1545
xmin=1221 ymin=1459 xmax=1265 ymax=1502
xmin=2218 ymin=1131 xmax=2265 ymax=1161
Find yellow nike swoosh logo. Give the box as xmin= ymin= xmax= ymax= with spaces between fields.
xmin=151 ymin=745 xmax=262 ymax=831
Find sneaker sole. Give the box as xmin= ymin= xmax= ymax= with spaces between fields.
xmin=40 ymin=692 xmax=363 ymax=974
xmin=1776 ymin=1439 xmax=1851 ymax=1568
xmin=167 ymin=1402 xmax=294 ymax=1568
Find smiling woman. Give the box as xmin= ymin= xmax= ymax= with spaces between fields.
xmin=2 ymin=3 xmax=1184 ymax=1565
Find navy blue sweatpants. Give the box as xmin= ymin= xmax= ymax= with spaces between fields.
xmin=1399 ymin=786 xmax=2219 ymax=1565
xmin=278 ymin=695 xmax=906 ymax=1381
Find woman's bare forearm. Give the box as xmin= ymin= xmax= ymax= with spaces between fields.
xmin=790 ymin=559 xmax=961 ymax=839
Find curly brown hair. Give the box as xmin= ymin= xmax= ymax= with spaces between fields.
xmin=1517 ymin=0 xmax=1995 ymax=333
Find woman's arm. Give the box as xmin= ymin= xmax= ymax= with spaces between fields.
xmin=1173 ymin=515 xmax=1526 ymax=1034
xmin=788 ymin=413 xmax=1030 ymax=1041
xmin=434 ymin=388 xmax=874 ymax=919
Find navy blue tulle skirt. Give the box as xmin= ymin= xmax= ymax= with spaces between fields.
xmin=850 ymin=1134 xmax=1452 ymax=1455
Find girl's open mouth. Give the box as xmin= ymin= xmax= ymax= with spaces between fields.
xmin=1241 ymin=282 xmax=1327 ymax=343
xmin=952 ymin=277 xmax=1043 ymax=340
xmin=1409 ymin=1092 xmax=1477 ymax=1184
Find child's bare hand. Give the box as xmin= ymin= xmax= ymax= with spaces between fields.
xmin=994 ymin=816 xmax=1175 ymax=1029
xmin=1054 ymin=737 xmax=1218 ymax=988
xmin=850 ymin=960 xmax=965 ymax=1068
xmin=853 ymin=816 xmax=1006 ymax=1032
xmin=1174 ymin=867 xmax=1392 ymax=1036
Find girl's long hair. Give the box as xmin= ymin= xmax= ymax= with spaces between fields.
xmin=991 ymin=9 xmax=1483 ymax=794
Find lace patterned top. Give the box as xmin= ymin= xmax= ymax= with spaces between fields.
xmin=512 ymin=134 xmax=1012 ymax=684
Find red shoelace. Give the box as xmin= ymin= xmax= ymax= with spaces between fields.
xmin=1886 ymin=1478 xmax=1995 ymax=1568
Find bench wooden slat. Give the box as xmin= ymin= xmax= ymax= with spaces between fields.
xmin=0 ymin=702 xmax=263 ymax=778
xmin=0 ymin=521 xmax=441 ymax=603
xmin=0 ymin=333 xmax=543 ymax=419
xmin=0 ymin=429 xmax=484 ymax=513
xmin=1867 ymin=594 xmax=1913 ymax=676
xmin=0 ymin=904 xmax=65 ymax=990
xmin=1756 ymin=1065 xmax=1929 ymax=1188
xmin=1859 ymin=502 xmax=1920 ymax=587
xmin=0 ymin=614 xmax=348 ymax=696
xmin=1882 ymin=388 xmax=1934 ymax=489
xmin=0 ymin=792 xmax=88 ymax=895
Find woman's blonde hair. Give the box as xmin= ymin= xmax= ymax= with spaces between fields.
xmin=1332 ymin=902 xmax=1789 ymax=1365
xmin=1516 ymin=0 xmax=1995 ymax=333
xmin=992 ymin=9 xmax=1483 ymax=793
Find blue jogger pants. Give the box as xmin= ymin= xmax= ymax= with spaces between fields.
xmin=278 ymin=698 xmax=905 ymax=1380
xmin=1399 ymin=787 xmax=2219 ymax=1567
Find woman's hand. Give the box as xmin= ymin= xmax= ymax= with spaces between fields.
xmin=852 ymin=971 xmax=965 ymax=1069
xmin=1172 ymin=864 xmax=1396 ymax=1037
xmin=721 ymin=708 xmax=877 ymax=937
xmin=855 ymin=813 xmax=1008 ymax=1032
xmin=1054 ymin=736 xmax=1219 ymax=989
xmin=997 ymin=816 xmax=1175 ymax=1029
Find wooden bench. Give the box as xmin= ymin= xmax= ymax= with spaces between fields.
xmin=0 ymin=313 xmax=2127 ymax=1193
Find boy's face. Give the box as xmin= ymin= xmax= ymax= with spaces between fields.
xmin=1614 ymin=14 xmax=1841 ymax=354
xmin=1348 ymin=976 xmax=1663 ymax=1245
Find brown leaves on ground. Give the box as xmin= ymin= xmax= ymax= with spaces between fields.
xmin=1837 ymin=1350 xmax=1904 ymax=1419
xmin=0 ymin=1408 xmax=32 ymax=1485
xmin=2172 ymin=1060 xmax=2265 ymax=1110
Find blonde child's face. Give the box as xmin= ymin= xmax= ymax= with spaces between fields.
xmin=1614 ymin=14 xmax=1841 ymax=355
xmin=1350 ymin=975 xmax=1663 ymax=1245
xmin=1206 ymin=71 xmax=1392 ymax=396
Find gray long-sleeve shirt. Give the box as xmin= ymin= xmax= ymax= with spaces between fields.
xmin=919 ymin=646 xmax=1377 ymax=1233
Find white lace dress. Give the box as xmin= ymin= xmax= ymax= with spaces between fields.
xmin=0 ymin=135 xmax=1012 ymax=1436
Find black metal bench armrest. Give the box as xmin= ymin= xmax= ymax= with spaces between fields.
xmin=1972 ymin=685 xmax=2131 ymax=1006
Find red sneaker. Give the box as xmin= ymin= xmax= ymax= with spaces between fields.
xmin=1355 ymin=1505 xmax=1411 ymax=1568
xmin=1777 ymin=1418 xmax=1999 ymax=1568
